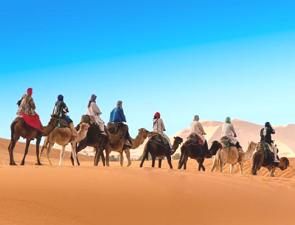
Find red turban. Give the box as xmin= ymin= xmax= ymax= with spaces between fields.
xmin=27 ymin=88 xmax=33 ymax=96
xmin=154 ymin=112 xmax=161 ymax=119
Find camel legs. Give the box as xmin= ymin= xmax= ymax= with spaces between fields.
xmin=140 ymin=151 xmax=149 ymax=168
xmin=94 ymin=147 xmax=105 ymax=167
xmin=59 ymin=146 xmax=66 ymax=167
xmin=35 ymin=137 xmax=42 ymax=165
xmin=73 ymin=140 xmax=88 ymax=166
xmin=197 ymin=158 xmax=205 ymax=171
xmin=158 ymin=159 xmax=162 ymax=168
xmin=21 ymin=139 xmax=31 ymax=166
xmin=151 ymin=156 xmax=156 ymax=168
xmin=8 ymin=138 xmax=18 ymax=166
xmin=119 ymin=152 xmax=124 ymax=167
xmin=46 ymin=143 xmax=54 ymax=166
xmin=100 ymin=149 xmax=106 ymax=166
xmin=219 ymin=160 xmax=224 ymax=173
xmin=183 ymin=155 xmax=189 ymax=170
xmin=166 ymin=154 xmax=173 ymax=169
xmin=239 ymin=162 xmax=244 ymax=175
xmin=229 ymin=164 xmax=234 ymax=174
xmin=71 ymin=142 xmax=78 ymax=166
xmin=124 ymin=149 xmax=132 ymax=167
xmin=105 ymin=150 xmax=110 ymax=167
xmin=211 ymin=157 xmax=217 ymax=172
xmin=269 ymin=167 xmax=276 ymax=177
xmin=178 ymin=153 xmax=184 ymax=169
xmin=94 ymin=148 xmax=100 ymax=166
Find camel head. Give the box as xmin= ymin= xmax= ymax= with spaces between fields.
xmin=278 ymin=157 xmax=289 ymax=170
xmin=209 ymin=141 xmax=222 ymax=156
xmin=246 ymin=141 xmax=258 ymax=153
xmin=172 ymin=136 xmax=183 ymax=151
xmin=138 ymin=128 xmax=150 ymax=139
xmin=79 ymin=122 xmax=90 ymax=131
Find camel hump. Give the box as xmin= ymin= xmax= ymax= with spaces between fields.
xmin=187 ymin=134 xmax=204 ymax=146
xmin=107 ymin=122 xmax=128 ymax=135
xmin=149 ymin=134 xmax=170 ymax=148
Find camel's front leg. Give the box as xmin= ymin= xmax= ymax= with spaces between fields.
xmin=105 ymin=150 xmax=110 ymax=167
xmin=35 ymin=137 xmax=42 ymax=166
xmin=124 ymin=148 xmax=131 ymax=167
xmin=211 ymin=157 xmax=217 ymax=172
xmin=46 ymin=143 xmax=54 ymax=166
xmin=229 ymin=164 xmax=235 ymax=174
xmin=8 ymin=139 xmax=18 ymax=166
xmin=59 ymin=146 xmax=66 ymax=167
xmin=119 ymin=152 xmax=124 ymax=167
xmin=21 ymin=139 xmax=31 ymax=166
xmin=239 ymin=162 xmax=244 ymax=175
xmin=270 ymin=167 xmax=276 ymax=177
xmin=71 ymin=142 xmax=78 ymax=166
xmin=219 ymin=160 xmax=224 ymax=173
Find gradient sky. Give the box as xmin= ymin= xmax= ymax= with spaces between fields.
xmin=1 ymin=0 xmax=295 ymax=139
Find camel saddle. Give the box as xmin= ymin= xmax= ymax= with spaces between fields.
xmin=19 ymin=113 xmax=42 ymax=131
xmin=220 ymin=137 xmax=236 ymax=148
xmin=56 ymin=117 xmax=70 ymax=128
xmin=107 ymin=122 xmax=129 ymax=148
xmin=149 ymin=133 xmax=170 ymax=149
xmin=262 ymin=142 xmax=279 ymax=162
xmin=187 ymin=134 xmax=204 ymax=146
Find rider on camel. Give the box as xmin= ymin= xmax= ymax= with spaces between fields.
xmin=86 ymin=94 xmax=106 ymax=135
xmin=109 ymin=100 xmax=132 ymax=147
xmin=260 ymin=122 xmax=279 ymax=162
xmin=52 ymin=95 xmax=77 ymax=137
xmin=153 ymin=112 xmax=171 ymax=148
xmin=221 ymin=117 xmax=242 ymax=150
xmin=190 ymin=115 xmax=208 ymax=149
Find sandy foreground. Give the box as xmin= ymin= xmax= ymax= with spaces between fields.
xmin=0 ymin=139 xmax=295 ymax=225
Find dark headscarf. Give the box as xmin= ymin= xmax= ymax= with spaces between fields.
xmin=58 ymin=95 xmax=64 ymax=101
xmin=88 ymin=94 xmax=97 ymax=108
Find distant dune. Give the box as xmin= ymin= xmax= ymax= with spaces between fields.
xmin=0 ymin=137 xmax=295 ymax=225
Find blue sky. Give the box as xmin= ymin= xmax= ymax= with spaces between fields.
xmin=1 ymin=0 xmax=295 ymax=138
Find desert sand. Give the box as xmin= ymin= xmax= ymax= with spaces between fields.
xmin=0 ymin=138 xmax=295 ymax=225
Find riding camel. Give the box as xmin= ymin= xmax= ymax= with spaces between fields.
xmin=73 ymin=120 xmax=108 ymax=167
xmin=41 ymin=122 xmax=90 ymax=166
xmin=211 ymin=141 xmax=258 ymax=174
xmin=8 ymin=116 xmax=59 ymax=166
xmin=140 ymin=134 xmax=183 ymax=169
xmin=73 ymin=118 xmax=150 ymax=167
xmin=252 ymin=142 xmax=289 ymax=177
xmin=178 ymin=136 xmax=222 ymax=171
xmin=105 ymin=123 xmax=150 ymax=167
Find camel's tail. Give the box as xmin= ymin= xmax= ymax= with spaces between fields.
xmin=8 ymin=119 xmax=17 ymax=150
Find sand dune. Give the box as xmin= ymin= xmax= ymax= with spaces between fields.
xmin=0 ymin=138 xmax=295 ymax=225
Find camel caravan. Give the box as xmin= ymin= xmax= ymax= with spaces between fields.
xmin=7 ymin=88 xmax=290 ymax=177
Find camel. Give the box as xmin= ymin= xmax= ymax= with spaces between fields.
xmin=252 ymin=142 xmax=289 ymax=177
xmin=41 ymin=123 xmax=90 ymax=166
xmin=178 ymin=139 xmax=222 ymax=171
xmin=211 ymin=141 xmax=258 ymax=174
xmin=73 ymin=122 xmax=108 ymax=167
xmin=8 ymin=116 xmax=59 ymax=166
xmin=140 ymin=135 xmax=183 ymax=169
xmin=73 ymin=120 xmax=150 ymax=167
xmin=105 ymin=124 xmax=150 ymax=167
